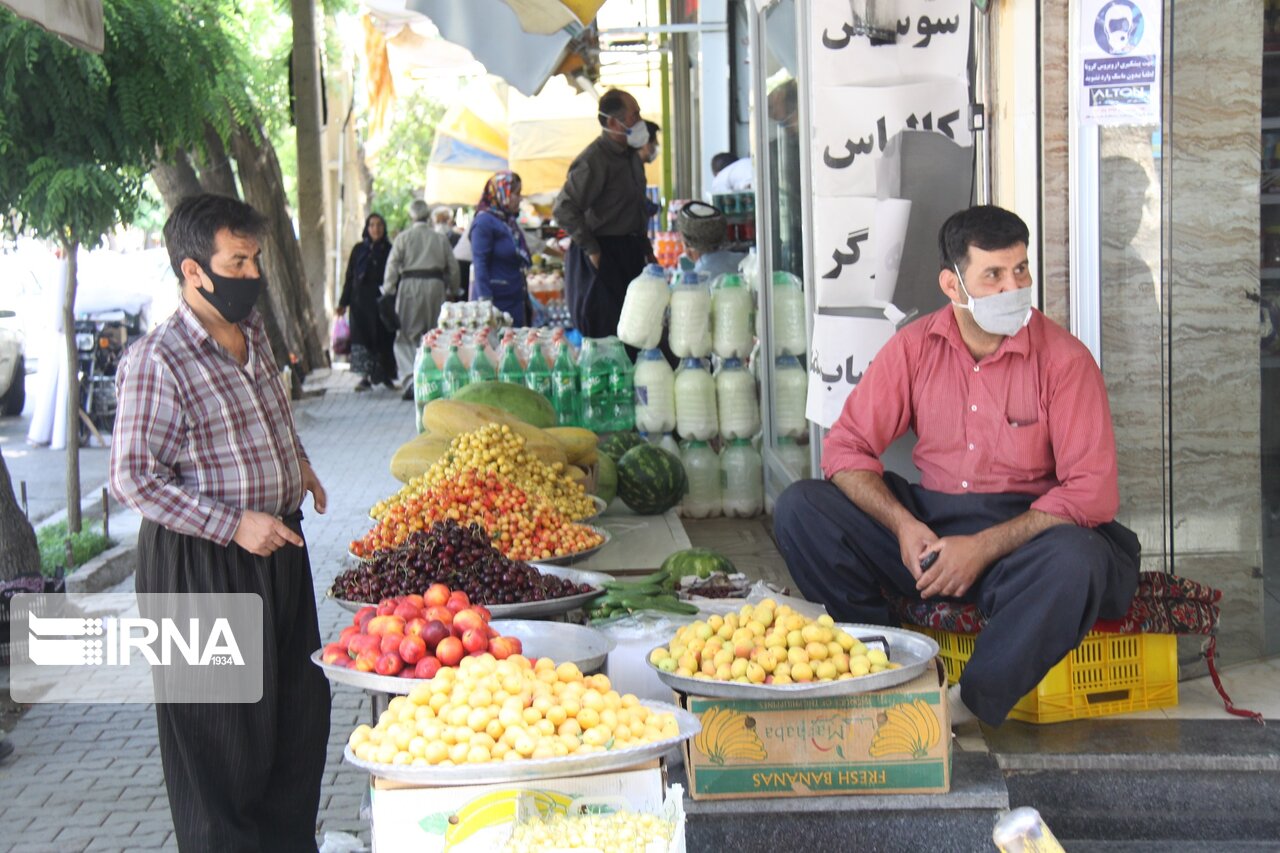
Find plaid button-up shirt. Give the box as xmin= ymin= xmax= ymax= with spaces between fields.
xmin=109 ymin=298 xmax=307 ymax=546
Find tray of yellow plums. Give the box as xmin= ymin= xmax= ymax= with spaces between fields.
xmin=645 ymin=600 xmax=939 ymax=700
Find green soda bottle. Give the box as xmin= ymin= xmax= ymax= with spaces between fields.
xmin=550 ymin=341 xmax=580 ymax=427
xmin=442 ymin=339 xmax=469 ymax=397
xmin=524 ymin=338 xmax=553 ymax=403
xmin=497 ymin=332 xmax=524 ymax=385
xmin=469 ymin=332 xmax=497 ymax=383
xmin=413 ymin=334 xmax=445 ymax=431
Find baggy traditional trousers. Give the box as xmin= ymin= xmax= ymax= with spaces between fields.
xmin=773 ymin=474 xmax=1140 ymax=725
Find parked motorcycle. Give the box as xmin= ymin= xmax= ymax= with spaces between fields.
xmin=74 ymin=309 xmax=143 ymax=444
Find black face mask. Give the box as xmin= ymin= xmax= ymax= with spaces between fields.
xmin=196 ymin=261 xmax=263 ymax=324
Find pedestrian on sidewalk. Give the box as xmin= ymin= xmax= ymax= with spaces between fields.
xmin=383 ymin=198 xmax=460 ymax=397
xmin=109 ymin=194 xmax=331 ymax=852
xmin=338 ymin=212 xmax=397 ymax=391
xmin=469 ymin=171 xmax=533 ymax=326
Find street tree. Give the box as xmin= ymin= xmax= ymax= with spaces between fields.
xmin=0 ymin=0 xmax=252 ymax=534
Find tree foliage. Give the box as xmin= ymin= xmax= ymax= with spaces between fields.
xmin=0 ymin=0 xmax=255 ymax=246
xmin=370 ymin=88 xmax=447 ymax=234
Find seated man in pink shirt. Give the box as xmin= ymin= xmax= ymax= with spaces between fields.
xmin=774 ymin=205 xmax=1140 ymax=727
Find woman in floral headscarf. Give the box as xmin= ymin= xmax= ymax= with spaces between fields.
xmin=469 ymin=171 xmax=532 ymax=325
xmin=337 ymin=212 xmax=396 ymax=390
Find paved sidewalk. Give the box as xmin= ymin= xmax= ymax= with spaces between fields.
xmin=0 ymin=408 xmax=112 ymax=526
xmin=0 ymin=371 xmax=419 ymax=851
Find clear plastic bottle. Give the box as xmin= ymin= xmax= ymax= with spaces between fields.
xmin=715 ymin=357 xmax=760 ymax=440
xmin=442 ymin=339 xmax=470 ymax=398
xmin=633 ymin=348 xmax=676 ymax=433
xmin=760 ymin=271 xmax=807 ymax=357
xmin=720 ymin=438 xmax=763 ymax=518
xmin=616 ymin=263 xmax=670 ymax=350
xmin=577 ymin=338 xmax=614 ymax=432
xmin=603 ymin=337 xmax=634 ymax=432
xmin=680 ymin=439 xmax=721 ymax=519
xmin=774 ymin=436 xmax=811 ymax=479
xmin=674 ymin=357 xmax=718 ymax=440
xmin=550 ymin=340 xmax=580 ymax=427
xmin=711 ymin=273 xmax=754 ymax=359
xmin=413 ymin=335 xmax=445 ymax=432
xmin=669 ymin=272 xmax=712 ymax=358
xmin=657 ymin=431 xmax=680 ymax=457
xmin=774 ymin=354 xmax=809 ymax=438
xmin=497 ymin=332 xmax=524 ymax=385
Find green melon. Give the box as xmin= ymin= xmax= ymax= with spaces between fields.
xmin=452 ymin=381 xmax=556 ymax=428
xmin=593 ymin=452 xmax=617 ymax=506
xmin=616 ymin=445 xmax=686 ymax=515
xmin=661 ymin=548 xmax=736 ymax=580
xmin=597 ymin=431 xmax=647 ymax=462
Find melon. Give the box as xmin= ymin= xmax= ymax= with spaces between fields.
xmin=452 ymin=381 xmax=556 ymax=428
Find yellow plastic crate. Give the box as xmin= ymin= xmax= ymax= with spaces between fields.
xmin=907 ymin=627 xmax=1179 ymax=724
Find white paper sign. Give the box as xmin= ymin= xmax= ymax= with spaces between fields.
xmin=1078 ymin=0 xmax=1162 ymax=126
xmin=811 ymin=80 xmax=972 ymax=197
xmin=805 ymin=312 xmax=899 ymax=429
xmin=812 ymin=198 xmax=912 ymax=308
xmin=811 ymin=0 xmax=971 ymax=87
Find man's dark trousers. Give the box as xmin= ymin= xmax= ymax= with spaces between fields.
xmin=137 ymin=511 xmax=331 ymax=852
xmin=564 ymin=234 xmax=651 ymax=338
xmin=773 ymin=474 xmax=1140 ymax=725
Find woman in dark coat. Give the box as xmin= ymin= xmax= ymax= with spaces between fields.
xmin=338 ymin=213 xmax=396 ymax=390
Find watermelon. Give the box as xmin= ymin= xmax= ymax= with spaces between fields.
xmin=594 ymin=452 xmax=618 ymax=506
xmin=598 ymin=431 xmax=647 ymax=463
xmin=661 ymin=548 xmax=736 ymax=580
xmin=616 ymin=445 xmax=686 ymax=515
xmin=452 ymin=381 xmax=556 ymax=428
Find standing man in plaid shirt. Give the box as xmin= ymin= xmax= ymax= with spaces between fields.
xmin=110 ymin=194 xmax=331 ymax=852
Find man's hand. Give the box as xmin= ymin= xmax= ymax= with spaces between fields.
xmin=302 ymin=462 xmax=327 ymax=514
xmin=588 ymin=251 xmax=601 ymax=269
xmin=896 ymin=518 xmax=939 ymax=581
xmin=915 ymin=534 xmax=989 ymax=599
xmin=233 ymin=510 xmax=304 ymax=557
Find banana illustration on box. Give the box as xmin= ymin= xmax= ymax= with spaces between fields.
xmin=435 ymin=788 xmax=575 ymax=849
xmin=868 ymin=698 xmax=941 ymax=759
xmin=693 ymin=706 xmax=768 ymax=765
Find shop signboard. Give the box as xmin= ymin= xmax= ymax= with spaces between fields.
xmin=811 ymin=197 xmax=912 ymax=308
xmin=1078 ymin=0 xmax=1162 ymax=126
xmin=804 ymin=311 xmax=900 ymax=429
xmin=810 ymin=0 xmax=971 ymax=86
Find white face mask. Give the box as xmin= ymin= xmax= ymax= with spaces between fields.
xmin=433 ymin=223 xmax=451 ymax=234
xmin=600 ymin=112 xmax=649 ymax=149
xmin=952 ymin=263 xmax=1033 ymax=337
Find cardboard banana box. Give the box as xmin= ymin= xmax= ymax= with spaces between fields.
xmin=677 ymin=660 xmax=949 ymax=799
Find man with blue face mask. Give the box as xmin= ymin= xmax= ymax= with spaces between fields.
xmin=554 ymin=89 xmax=654 ymax=337
xmin=775 ymin=205 xmax=1140 ymax=729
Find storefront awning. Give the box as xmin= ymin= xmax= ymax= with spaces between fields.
xmin=367 ymin=0 xmax=605 ymax=96
xmin=0 ymin=0 xmax=103 ymax=53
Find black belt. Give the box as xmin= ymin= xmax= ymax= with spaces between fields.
xmin=401 ymin=268 xmax=445 ymax=279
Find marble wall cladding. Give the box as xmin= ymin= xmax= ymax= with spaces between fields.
xmin=1040 ymin=0 xmax=1071 ymax=328
xmin=1168 ymin=0 xmax=1262 ymax=562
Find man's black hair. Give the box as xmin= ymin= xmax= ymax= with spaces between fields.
xmin=937 ymin=205 xmax=1030 ymax=272
xmin=598 ymin=89 xmax=631 ymax=127
xmin=711 ymin=152 xmax=736 ymax=174
xmin=164 ymin=193 xmax=267 ymax=280
xmin=645 ymin=119 xmax=660 ymax=139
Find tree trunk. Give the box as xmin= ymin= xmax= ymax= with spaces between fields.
xmin=150 ymin=151 xmax=204 ymax=208
xmin=197 ymin=124 xmax=239 ymax=197
xmin=62 ymin=237 xmax=82 ymax=534
xmin=230 ymin=122 xmax=325 ymax=374
xmin=0 ymin=448 xmax=40 ymax=581
xmin=291 ymin=0 xmax=330 ymax=350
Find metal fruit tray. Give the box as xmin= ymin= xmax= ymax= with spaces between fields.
xmin=326 ymin=564 xmax=611 ymax=618
xmin=646 ymin=623 xmax=939 ymax=699
xmin=342 ymin=700 xmax=699 ymax=785
xmin=311 ymin=619 xmax=617 ymax=695
xmin=576 ymin=495 xmax=608 ymax=523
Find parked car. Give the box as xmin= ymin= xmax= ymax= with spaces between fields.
xmin=0 ymin=309 xmax=24 ymax=416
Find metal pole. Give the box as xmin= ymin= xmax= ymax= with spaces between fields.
xmin=62 ymin=540 xmax=72 ymax=578
xmin=20 ymin=480 xmax=27 ymax=519
xmin=102 ymin=487 xmax=109 ymax=542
